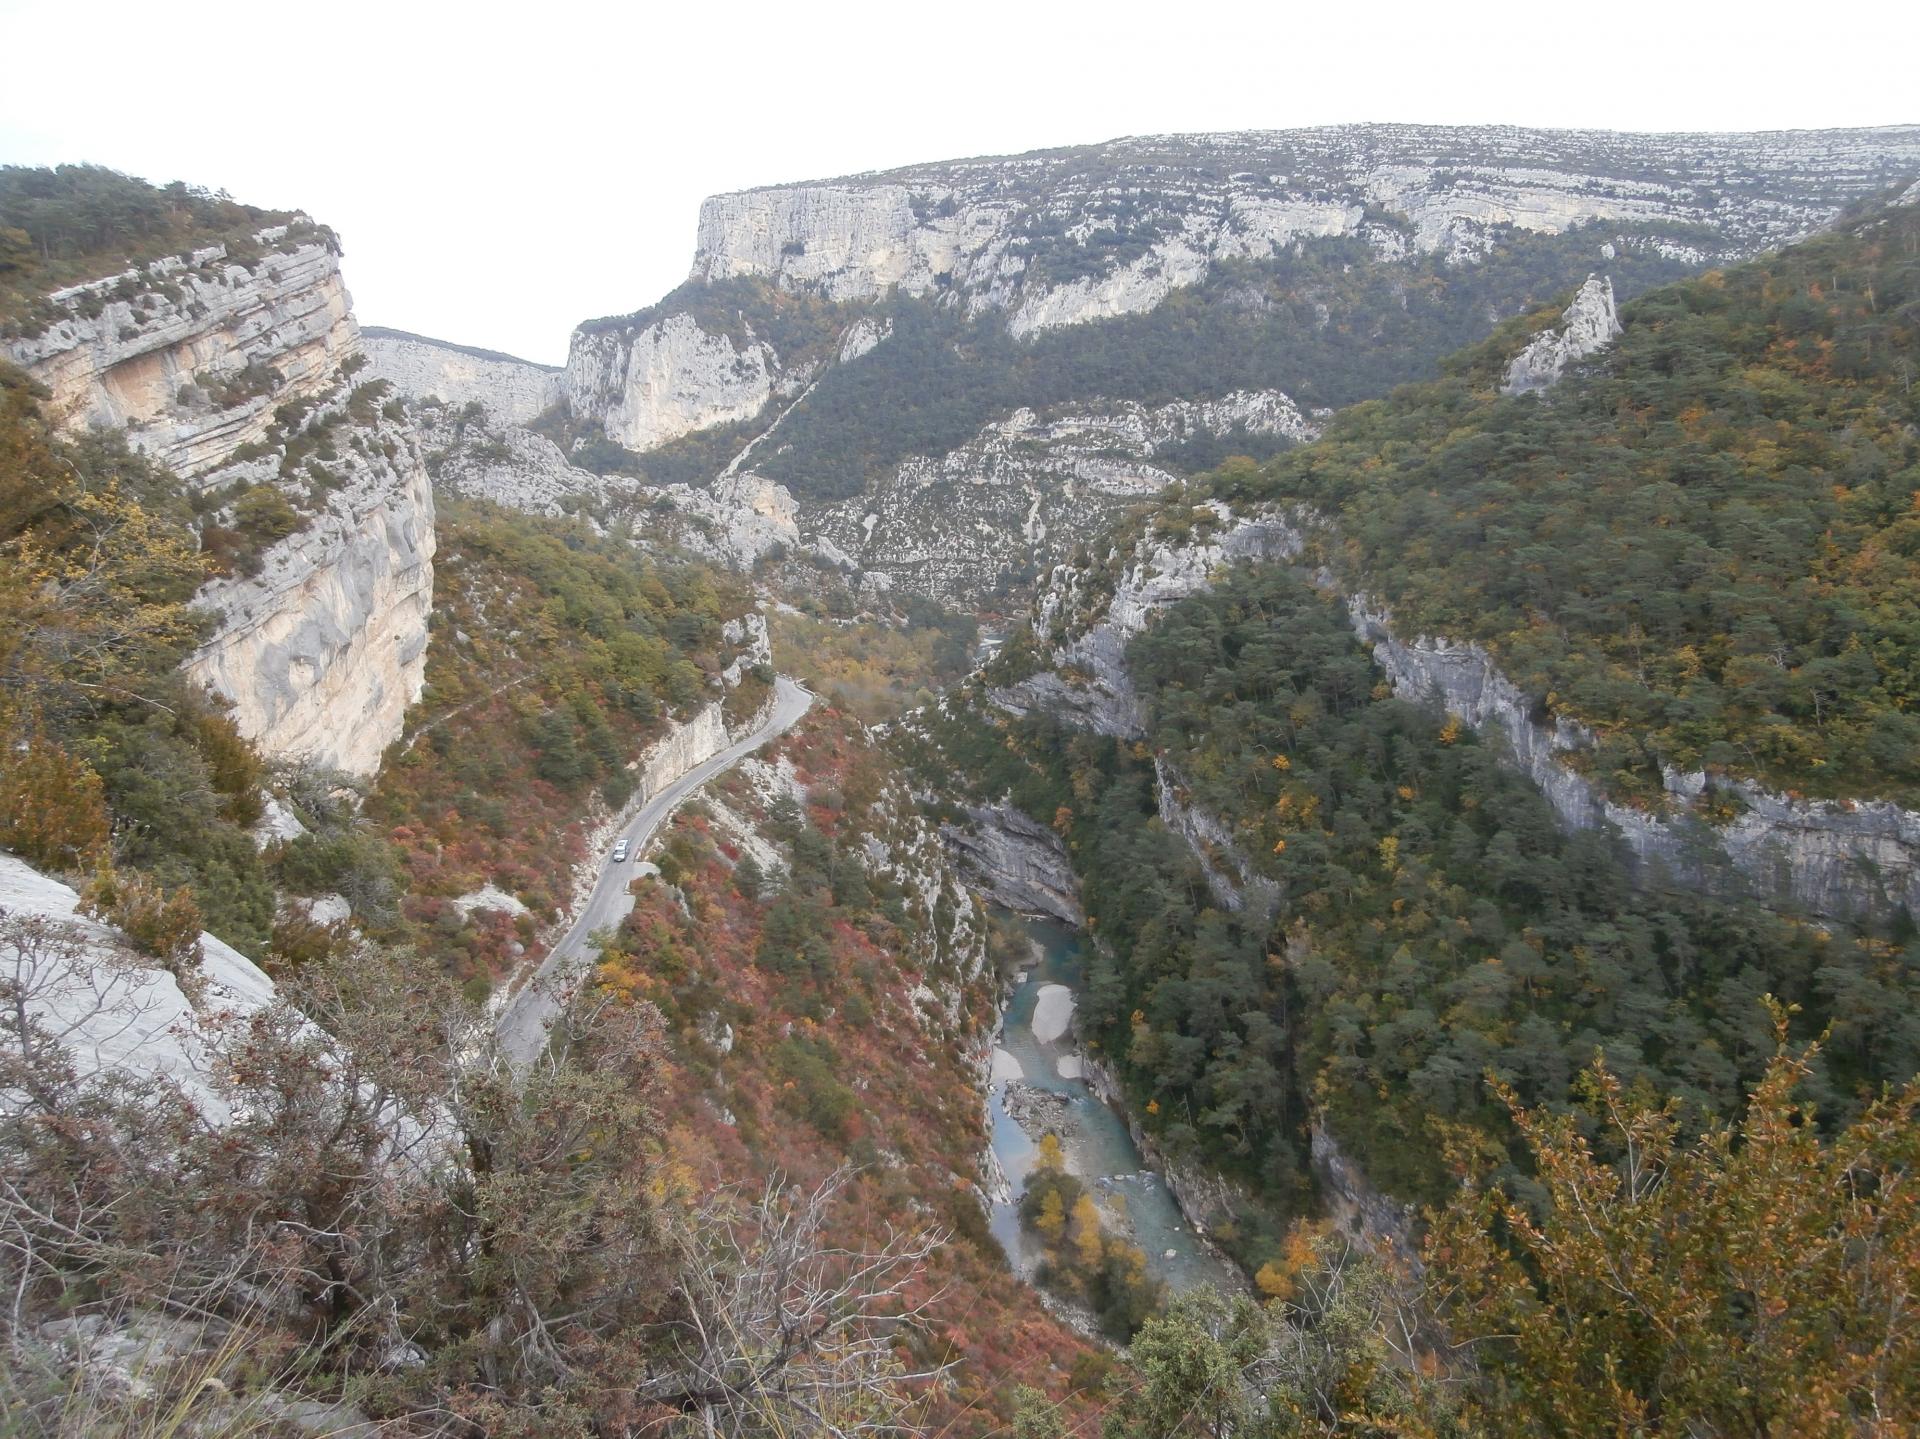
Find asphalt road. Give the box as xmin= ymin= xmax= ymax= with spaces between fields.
xmin=494 ymin=676 xmax=813 ymax=1065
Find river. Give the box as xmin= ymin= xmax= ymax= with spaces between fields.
xmin=986 ymin=914 xmax=1240 ymax=1295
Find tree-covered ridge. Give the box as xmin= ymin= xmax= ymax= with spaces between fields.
xmin=0 ymin=164 xmax=299 ymax=328
xmin=1219 ymin=195 xmax=1920 ymax=807
xmin=909 ymin=566 xmax=1920 ymax=1221
xmin=1121 ymin=567 xmax=1919 ymax=1204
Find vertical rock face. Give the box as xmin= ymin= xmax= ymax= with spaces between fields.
xmin=1502 ymin=274 xmax=1622 ymax=394
xmin=6 ymin=221 xmax=437 ymax=779
xmin=685 ymin=126 xmax=1920 ymax=333
xmin=692 ymin=184 xmax=1006 ymax=302
xmin=360 ymin=328 xmax=560 ymax=424
xmin=185 ymin=401 xmax=436 ymax=777
xmin=939 ymin=801 xmax=1084 ymax=926
xmin=564 ymin=313 xmax=779 ymax=451
xmin=3 ymin=228 xmax=357 ymax=479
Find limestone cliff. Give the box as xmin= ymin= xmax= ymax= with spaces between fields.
xmin=939 ymin=800 xmax=1083 ymax=926
xmin=1502 ymin=274 xmax=1622 ymax=394
xmin=565 ymin=312 xmax=782 ymax=451
xmin=520 ymin=124 xmax=1920 ymax=606
xmin=4 ymin=224 xmax=356 ymax=478
xmin=690 ymin=125 xmax=1920 ymax=333
xmin=5 ymin=222 xmax=437 ymax=778
xmin=1347 ymin=598 xmax=1920 ymax=924
xmin=361 ymin=327 xmax=560 ymax=424
xmin=185 ymin=396 xmax=435 ymax=776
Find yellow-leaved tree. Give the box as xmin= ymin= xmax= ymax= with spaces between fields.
xmin=1428 ymin=1011 xmax=1920 ymax=1437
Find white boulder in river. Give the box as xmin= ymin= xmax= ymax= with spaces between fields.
xmin=1031 ymin=984 xmax=1076 ymax=1046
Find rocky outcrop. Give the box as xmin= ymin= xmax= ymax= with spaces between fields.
xmin=940 ymin=801 xmax=1083 ymax=926
xmin=418 ymin=406 xmax=638 ymax=516
xmin=185 ymin=399 xmax=435 ymax=777
xmin=361 ymin=327 xmax=561 ymax=424
xmin=3 ymin=227 xmax=357 ymax=479
xmin=994 ymin=504 xmax=1309 ymax=736
xmin=816 ymin=391 xmax=1317 ymax=603
xmin=1310 ymin=1125 xmax=1421 ymax=1272
xmin=672 ymin=472 xmax=802 ymax=564
xmin=410 ymin=401 xmax=800 ymax=569
xmin=1502 ymin=274 xmax=1621 ymax=394
xmin=0 ymin=853 xmax=278 ymax=1116
xmin=565 ymin=313 xmax=777 ymax=451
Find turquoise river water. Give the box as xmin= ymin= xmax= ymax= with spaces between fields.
xmin=986 ymin=914 xmax=1239 ymax=1296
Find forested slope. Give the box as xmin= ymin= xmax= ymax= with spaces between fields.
xmin=1217 ymin=192 xmax=1920 ymax=807
xmin=913 ymin=191 xmax=1920 ymax=1240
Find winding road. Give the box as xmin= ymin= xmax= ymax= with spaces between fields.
xmin=495 ymin=676 xmax=813 ymax=1065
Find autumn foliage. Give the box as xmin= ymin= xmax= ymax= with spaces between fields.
xmin=1428 ymin=1023 xmax=1920 ymax=1437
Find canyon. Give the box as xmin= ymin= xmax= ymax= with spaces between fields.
xmin=6 ymin=123 xmax=1920 ymax=1431
xmin=372 ymin=123 xmax=1920 ymax=604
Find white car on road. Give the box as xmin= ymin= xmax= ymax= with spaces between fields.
xmin=611 ymin=839 xmax=630 ymax=863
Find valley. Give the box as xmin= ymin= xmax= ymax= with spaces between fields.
xmin=1 ymin=123 xmax=1918 ymax=1439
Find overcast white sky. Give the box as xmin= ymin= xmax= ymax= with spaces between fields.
xmin=2 ymin=0 xmax=1914 ymax=363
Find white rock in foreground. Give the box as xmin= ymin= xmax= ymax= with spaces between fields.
xmin=0 ymin=853 xmax=276 ymax=1115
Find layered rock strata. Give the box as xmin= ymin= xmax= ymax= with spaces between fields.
xmin=361 ymin=327 xmax=560 ymax=424
xmin=184 ymin=402 xmax=436 ymax=777
xmin=4 ymin=227 xmax=356 ymax=478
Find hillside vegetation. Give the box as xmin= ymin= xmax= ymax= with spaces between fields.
xmin=1216 ymin=194 xmax=1920 ymax=806
xmin=596 ymin=705 xmax=1104 ymax=1432
xmin=914 ymin=566 xmax=1920 ymax=1221
xmin=0 ymin=164 xmax=300 ymax=329
xmin=752 ymin=223 xmax=1709 ymax=503
xmin=0 ymin=362 xmax=279 ymax=951
xmin=362 ymin=499 xmax=752 ymax=989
